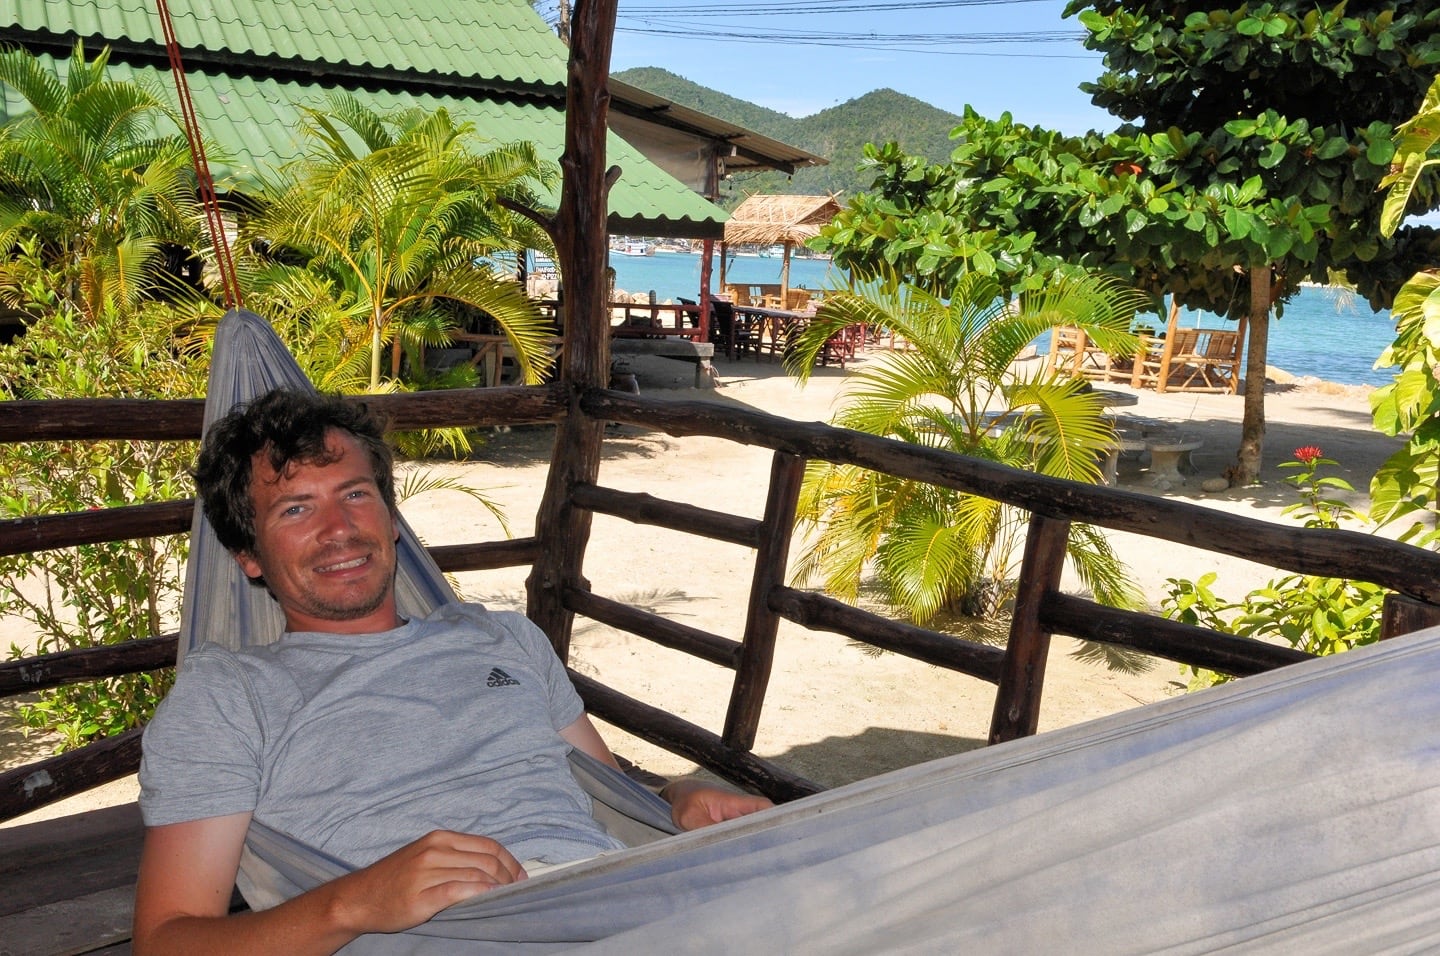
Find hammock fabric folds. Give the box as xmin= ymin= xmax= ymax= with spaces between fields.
xmin=181 ymin=310 xmax=1440 ymax=953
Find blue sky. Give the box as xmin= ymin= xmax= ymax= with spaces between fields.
xmin=599 ymin=0 xmax=1116 ymax=135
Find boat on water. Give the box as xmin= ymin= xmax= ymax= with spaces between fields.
xmin=614 ymin=239 xmax=654 ymax=257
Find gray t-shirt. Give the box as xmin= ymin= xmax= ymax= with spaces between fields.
xmin=139 ymin=603 xmax=625 ymax=866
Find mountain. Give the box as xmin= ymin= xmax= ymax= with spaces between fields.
xmin=613 ymin=67 xmax=963 ymax=208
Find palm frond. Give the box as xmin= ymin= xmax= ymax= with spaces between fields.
xmin=394 ymin=470 xmax=511 ymax=537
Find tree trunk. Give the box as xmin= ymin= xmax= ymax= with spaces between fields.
xmin=1234 ymin=266 xmax=1271 ymax=485
xmin=525 ymin=0 xmax=617 ymax=660
xmin=370 ymin=314 xmax=383 ymax=389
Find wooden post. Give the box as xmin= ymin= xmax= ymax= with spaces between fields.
xmin=723 ymin=451 xmax=805 ymax=751
xmin=699 ymin=240 xmax=715 ymax=343
xmin=780 ymin=241 xmax=792 ymax=301
xmin=526 ymin=0 xmax=619 ymax=660
xmin=697 ymin=143 xmax=724 ymax=345
xmin=1381 ymin=593 xmax=1440 ymax=640
xmin=989 ymin=513 xmax=1070 ymax=744
xmin=1154 ymin=296 xmax=1181 ymax=394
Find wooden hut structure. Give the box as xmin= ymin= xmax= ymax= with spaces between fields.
xmin=6 ymin=2 xmax=1440 ymax=950
xmin=721 ymin=194 xmax=842 ymax=309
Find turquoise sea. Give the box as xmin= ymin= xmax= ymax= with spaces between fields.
xmin=608 ymin=251 xmax=1399 ymax=388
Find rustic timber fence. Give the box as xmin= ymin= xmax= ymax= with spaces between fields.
xmin=5 ymin=385 xmax=1440 ymax=821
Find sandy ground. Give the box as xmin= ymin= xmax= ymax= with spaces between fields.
xmin=1 ymin=351 xmax=1400 ymax=826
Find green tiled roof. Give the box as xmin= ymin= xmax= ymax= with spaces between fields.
xmin=3 ymin=0 xmax=567 ymax=90
xmin=2 ymin=0 xmax=726 ymax=237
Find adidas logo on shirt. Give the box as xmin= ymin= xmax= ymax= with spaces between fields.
xmin=486 ymin=667 xmax=520 ymax=688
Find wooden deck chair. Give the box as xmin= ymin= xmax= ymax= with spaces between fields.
xmin=1045 ymin=326 xmax=1112 ymax=381
xmin=1130 ymin=299 xmax=1246 ymax=394
xmin=1170 ymin=326 xmax=1245 ymax=393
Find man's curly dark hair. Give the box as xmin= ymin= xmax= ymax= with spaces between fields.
xmin=193 ymin=388 xmax=396 ymax=556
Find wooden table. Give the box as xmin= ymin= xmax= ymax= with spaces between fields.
xmin=449 ymin=332 xmax=563 ymax=386
xmin=609 ymin=301 xmax=704 ymax=341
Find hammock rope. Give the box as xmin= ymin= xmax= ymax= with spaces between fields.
xmin=154 ymin=0 xmax=242 ymax=310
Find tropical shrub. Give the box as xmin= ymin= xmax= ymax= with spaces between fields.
xmin=1163 ymin=447 xmax=1388 ymax=690
xmin=784 ymin=271 xmax=1146 ymax=645
xmin=0 ymin=43 xmax=205 ymax=322
xmin=0 ymin=285 xmax=210 ymax=750
xmin=243 ymin=93 xmax=559 ymax=399
xmin=0 ymin=46 xmax=214 ymax=749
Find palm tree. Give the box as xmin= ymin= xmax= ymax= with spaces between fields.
xmin=244 ymin=92 xmax=558 ymax=391
xmin=785 ymin=272 xmax=1146 ymax=624
xmin=0 ymin=43 xmax=204 ymax=321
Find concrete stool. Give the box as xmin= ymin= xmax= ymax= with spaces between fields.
xmin=1104 ymin=432 xmax=1150 ymax=485
xmin=1146 ymin=436 xmax=1203 ymax=490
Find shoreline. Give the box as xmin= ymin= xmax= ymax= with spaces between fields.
xmin=0 ymin=353 xmax=1400 ymax=826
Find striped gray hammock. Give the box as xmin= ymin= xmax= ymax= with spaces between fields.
xmin=177 ymin=309 xmax=1440 ymax=953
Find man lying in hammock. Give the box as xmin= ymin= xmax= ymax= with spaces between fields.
xmin=132 ymin=388 xmax=771 ymax=955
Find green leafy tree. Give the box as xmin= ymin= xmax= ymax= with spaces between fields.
xmin=1162 ymin=71 xmax=1440 ymax=690
xmin=783 ymin=271 xmax=1145 ymax=629
xmin=244 ymin=92 xmax=558 ymax=392
xmin=818 ymin=3 xmax=1440 ymax=484
xmin=0 ymin=42 xmax=205 ymax=322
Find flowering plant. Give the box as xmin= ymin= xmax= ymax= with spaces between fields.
xmin=1163 ymin=448 xmax=1382 ymax=690
xmin=1277 ymin=445 xmax=1362 ymax=530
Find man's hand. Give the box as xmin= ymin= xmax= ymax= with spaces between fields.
xmin=660 ymin=779 xmax=773 ymax=831
xmin=328 ymin=829 xmax=526 ymax=935
xmin=135 ymin=822 xmax=524 ymax=956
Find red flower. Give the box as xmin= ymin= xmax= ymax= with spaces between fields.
xmin=1293 ymin=445 xmax=1324 ymax=465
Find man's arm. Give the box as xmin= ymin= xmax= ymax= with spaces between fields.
xmin=133 ymin=813 xmax=524 ymax=956
xmin=559 ymin=714 xmax=773 ymax=831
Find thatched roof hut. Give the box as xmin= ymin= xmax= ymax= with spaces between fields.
xmin=722 ymin=194 xmax=842 ymax=299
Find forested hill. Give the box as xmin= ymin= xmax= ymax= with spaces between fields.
xmin=613 ymin=67 xmax=963 ymax=207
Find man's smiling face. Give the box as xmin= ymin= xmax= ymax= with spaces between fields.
xmin=236 ymin=429 xmax=401 ymax=634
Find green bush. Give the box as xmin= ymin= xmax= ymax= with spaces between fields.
xmin=1162 ymin=447 xmax=1389 ymax=690
xmin=0 ymin=297 xmax=210 ymax=750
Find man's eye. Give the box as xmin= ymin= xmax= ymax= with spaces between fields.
xmin=283 ymin=505 xmax=305 ymax=516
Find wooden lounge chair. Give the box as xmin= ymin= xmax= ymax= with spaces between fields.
xmin=1045 ymin=326 xmax=1114 ymax=381
xmin=1130 ymin=300 xmax=1246 ymax=395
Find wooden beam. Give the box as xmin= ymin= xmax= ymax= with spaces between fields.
xmin=723 ymin=451 xmax=804 ymax=751
xmin=526 ymin=0 xmax=620 ymax=659
xmin=769 ymin=586 xmax=1006 ymax=683
xmin=990 ymin=514 xmax=1070 ymax=744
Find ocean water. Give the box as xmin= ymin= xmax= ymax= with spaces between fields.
xmin=607 ymin=252 xmax=1399 ymax=387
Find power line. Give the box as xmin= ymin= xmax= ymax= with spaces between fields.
xmin=612 ymin=0 xmax=1090 ymax=58
xmin=621 ymin=23 xmax=1081 ymax=47
xmin=616 ymin=25 xmax=1087 ymax=58
xmin=620 ymin=0 xmax=1053 ymax=14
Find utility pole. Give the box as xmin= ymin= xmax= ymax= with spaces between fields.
xmin=557 ymin=0 xmax=571 ymax=46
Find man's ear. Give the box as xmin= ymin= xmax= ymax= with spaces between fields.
xmin=235 ymin=551 xmax=263 ymax=581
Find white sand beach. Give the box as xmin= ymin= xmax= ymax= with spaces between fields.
xmin=1 ymin=352 xmax=1401 ymax=824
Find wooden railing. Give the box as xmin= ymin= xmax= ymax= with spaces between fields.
xmin=4 ymin=386 xmax=1440 ymax=818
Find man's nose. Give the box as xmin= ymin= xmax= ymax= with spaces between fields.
xmin=315 ymin=502 xmax=358 ymax=539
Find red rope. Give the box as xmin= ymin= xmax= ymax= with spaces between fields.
xmin=154 ymin=0 xmax=242 ymax=309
